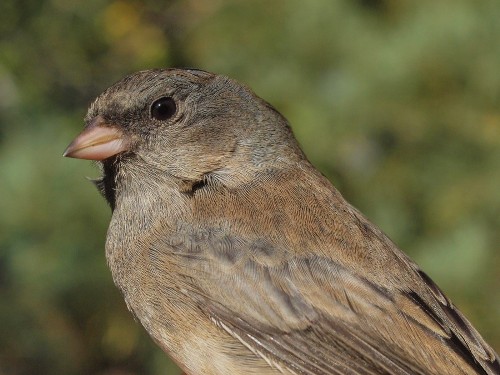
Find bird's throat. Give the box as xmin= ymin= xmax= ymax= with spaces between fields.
xmin=94 ymin=158 xmax=120 ymax=210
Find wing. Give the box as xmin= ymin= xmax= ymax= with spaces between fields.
xmin=148 ymin=169 xmax=499 ymax=375
xmin=159 ymin=221 xmax=500 ymax=375
xmin=208 ymin=260 xmax=500 ymax=375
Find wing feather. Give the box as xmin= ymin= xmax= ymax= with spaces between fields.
xmin=155 ymin=209 xmax=499 ymax=374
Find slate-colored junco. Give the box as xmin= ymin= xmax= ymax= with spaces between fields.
xmin=64 ymin=68 xmax=500 ymax=375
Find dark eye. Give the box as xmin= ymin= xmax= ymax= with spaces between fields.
xmin=151 ymin=97 xmax=176 ymax=121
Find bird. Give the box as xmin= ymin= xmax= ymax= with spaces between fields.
xmin=64 ymin=68 xmax=500 ymax=375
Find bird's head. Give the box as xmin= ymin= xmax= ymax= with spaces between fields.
xmin=64 ymin=68 xmax=303 ymax=208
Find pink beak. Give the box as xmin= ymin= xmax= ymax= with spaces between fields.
xmin=63 ymin=116 xmax=129 ymax=160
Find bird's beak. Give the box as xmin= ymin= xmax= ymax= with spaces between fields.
xmin=63 ymin=116 xmax=129 ymax=160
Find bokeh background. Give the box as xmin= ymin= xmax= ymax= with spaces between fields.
xmin=1 ymin=0 xmax=499 ymax=374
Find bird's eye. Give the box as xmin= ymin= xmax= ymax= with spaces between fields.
xmin=151 ymin=97 xmax=177 ymax=121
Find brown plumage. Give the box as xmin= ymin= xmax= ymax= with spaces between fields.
xmin=64 ymin=68 xmax=500 ymax=375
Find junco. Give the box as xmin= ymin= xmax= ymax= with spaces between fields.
xmin=64 ymin=68 xmax=500 ymax=375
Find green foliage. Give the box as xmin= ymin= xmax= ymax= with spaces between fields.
xmin=0 ymin=1 xmax=499 ymax=374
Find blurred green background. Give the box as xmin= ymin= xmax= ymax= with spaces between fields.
xmin=1 ymin=0 xmax=499 ymax=374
